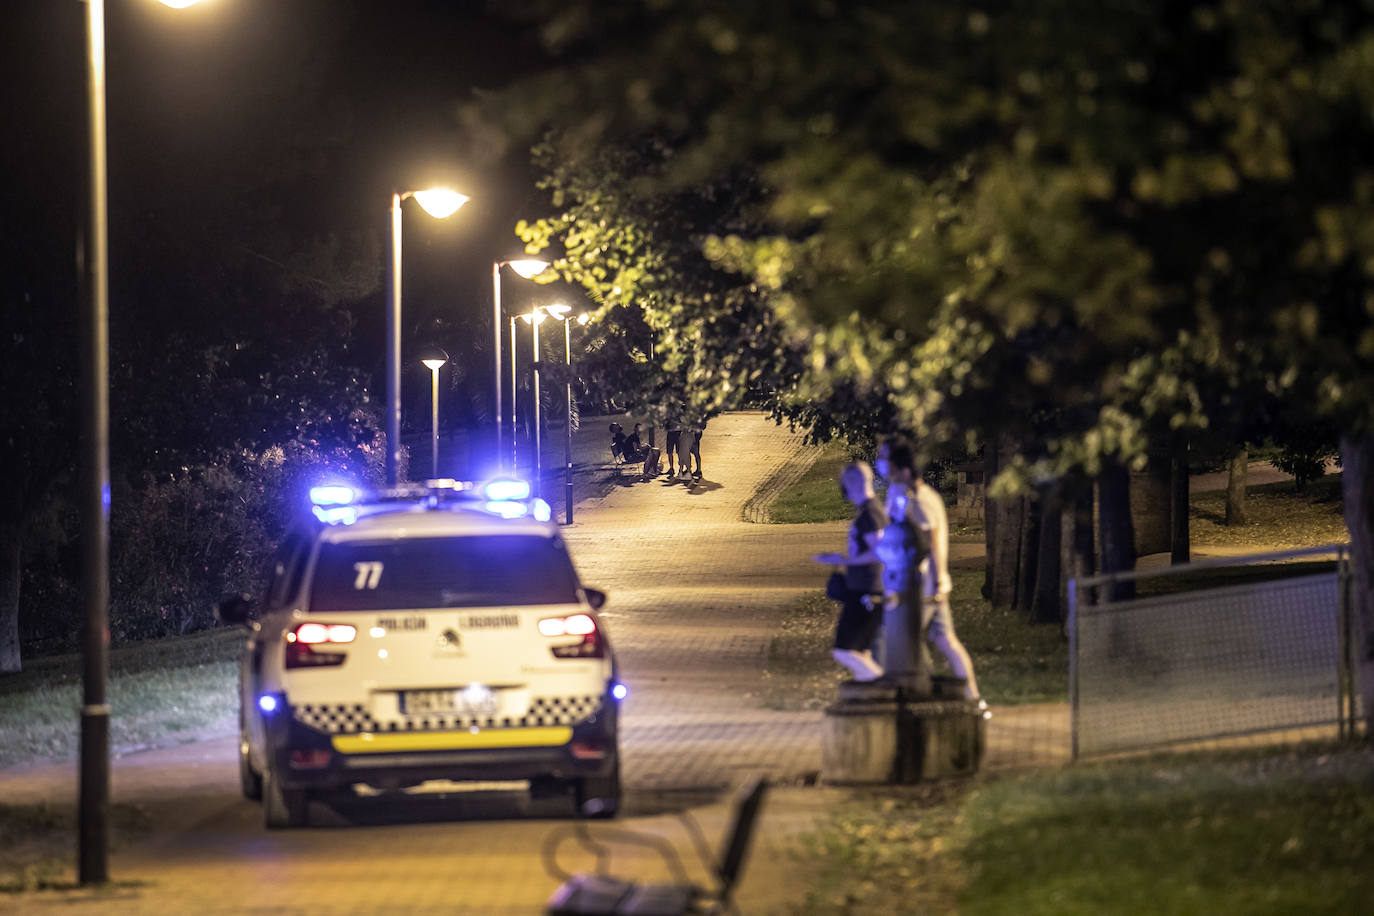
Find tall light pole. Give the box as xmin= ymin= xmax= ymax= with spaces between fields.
xmin=80 ymin=0 xmax=205 ymax=886
xmin=386 ymin=188 xmax=468 ymax=485
xmin=519 ymin=307 xmax=549 ymax=497
xmin=509 ymin=315 xmax=518 ymax=471
xmin=492 ymin=258 xmax=548 ymax=471
xmin=418 ymin=346 xmax=448 ymax=479
xmin=539 ymin=304 xmax=580 ymax=525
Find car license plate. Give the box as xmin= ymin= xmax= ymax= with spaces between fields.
xmin=402 ymin=684 xmax=499 ymax=716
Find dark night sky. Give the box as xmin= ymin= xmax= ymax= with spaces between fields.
xmin=2 ymin=0 xmax=557 ymax=359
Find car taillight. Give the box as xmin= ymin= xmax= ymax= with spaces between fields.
xmin=538 ymin=613 xmax=604 ymax=659
xmin=285 ymin=622 xmax=355 ymax=669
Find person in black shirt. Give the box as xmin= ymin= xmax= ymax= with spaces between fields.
xmin=813 ymin=461 xmax=887 ymax=681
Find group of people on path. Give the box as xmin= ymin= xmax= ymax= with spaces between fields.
xmin=608 ymin=418 xmax=706 ymax=482
xmin=812 ymin=435 xmax=984 ymax=708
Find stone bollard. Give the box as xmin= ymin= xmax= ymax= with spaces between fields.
xmin=822 ymin=678 xmax=986 ymax=784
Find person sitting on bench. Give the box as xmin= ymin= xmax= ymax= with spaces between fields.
xmin=609 ymin=423 xmax=628 ymax=464
xmin=623 ymin=424 xmax=645 ymax=462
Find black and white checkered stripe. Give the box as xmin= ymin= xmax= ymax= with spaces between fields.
xmin=293 ymin=695 xmax=603 ymax=734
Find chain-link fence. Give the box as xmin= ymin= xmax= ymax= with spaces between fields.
xmin=1069 ymin=545 xmax=1360 ymax=759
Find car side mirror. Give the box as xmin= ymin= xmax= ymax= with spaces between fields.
xmin=583 ymin=587 xmax=606 ymax=610
xmin=217 ymin=594 xmax=256 ymax=627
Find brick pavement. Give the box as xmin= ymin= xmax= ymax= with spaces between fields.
xmin=1 ymin=410 xmax=1065 ymax=914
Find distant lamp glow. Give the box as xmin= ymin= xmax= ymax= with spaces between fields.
xmin=157 ymin=0 xmax=204 ymax=7
xmin=576 ymin=313 xmax=591 ymax=325
xmin=542 ymin=302 xmax=572 ymax=319
xmin=411 ymin=188 xmax=469 ymax=219
xmin=507 ymin=258 xmax=550 ymax=279
xmin=418 ymin=345 xmax=449 ymax=478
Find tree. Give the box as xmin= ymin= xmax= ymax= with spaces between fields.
xmin=480 ymin=0 xmax=1374 ymax=724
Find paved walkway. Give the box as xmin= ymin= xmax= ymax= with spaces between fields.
xmin=0 ymin=411 xmax=1063 ymax=914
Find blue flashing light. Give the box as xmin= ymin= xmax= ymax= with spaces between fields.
xmin=311 ymin=485 xmax=357 ymax=506
xmin=483 ymin=479 xmax=531 ymax=501
xmin=611 ymin=683 xmax=628 ymax=701
xmin=483 ymin=500 xmax=529 ymax=519
xmin=532 ymin=498 xmax=552 ymax=522
xmin=258 ymin=694 xmax=279 ymax=714
xmin=312 ymin=505 xmax=359 ymax=526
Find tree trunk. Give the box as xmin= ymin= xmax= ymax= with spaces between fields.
xmin=1016 ymin=496 xmax=1041 ymax=614
xmin=982 ymin=440 xmax=998 ymax=600
xmin=1030 ymin=484 xmax=1064 ymax=624
xmin=983 ymin=436 xmax=1027 ymax=609
xmin=990 ymin=493 xmax=1023 ymax=609
xmin=0 ymin=522 xmax=20 ymax=673
xmin=1098 ymin=460 xmax=1136 ymax=602
xmin=1070 ymin=478 xmax=1096 ymax=586
xmin=1170 ymin=446 xmax=1190 ymax=565
xmin=1226 ymin=448 xmax=1248 ymax=526
xmin=1339 ymin=433 xmax=1374 ymax=734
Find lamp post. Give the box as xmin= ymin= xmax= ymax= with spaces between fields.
xmin=418 ymin=346 xmax=448 ymax=479
xmin=538 ymin=305 xmax=581 ymax=525
xmin=519 ymin=307 xmax=550 ymax=497
xmin=492 ymin=258 xmax=548 ymax=471
xmin=79 ymin=0 xmax=205 ymax=886
xmin=509 ymin=315 xmax=518 ymax=471
xmin=386 ymin=188 xmax=468 ymax=485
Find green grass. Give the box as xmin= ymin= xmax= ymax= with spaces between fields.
xmin=0 ymin=629 xmax=241 ymax=890
xmin=1191 ymin=474 xmax=1347 ymax=549
xmin=0 ymin=801 xmax=153 ymax=893
xmin=787 ymin=742 xmax=1374 ymax=915
xmin=0 ymin=628 xmax=241 ymax=770
xmin=767 ymin=441 xmax=853 ymax=524
xmin=763 ymin=568 xmax=1067 ymax=710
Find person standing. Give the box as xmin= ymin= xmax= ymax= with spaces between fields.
xmin=812 ymin=462 xmax=887 ymax=681
xmin=664 ymin=417 xmax=682 ymax=477
xmin=676 ymin=425 xmax=697 ymax=483
xmin=688 ymin=417 xmax=706 ymax=479
xmin=875 ymin=436 xmax=983 ymax=704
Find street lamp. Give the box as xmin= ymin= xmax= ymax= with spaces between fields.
xmin=538 ymin=305 xmax=584 ymax=525
xmin=418 ymin=346 xmax=448 ymax=479
xmin=387 ymin=187 xmax=469 ymax=484
xmin=519 ymin=306 xmax=552 ymax=497
xmin=492 ymin=258 xmax=548 ymax=471
xmin=80 ymin=0 xmax=205 ymax=886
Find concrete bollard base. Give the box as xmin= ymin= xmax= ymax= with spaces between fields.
xmin=822 ymin=682 xmax=986 ymax=784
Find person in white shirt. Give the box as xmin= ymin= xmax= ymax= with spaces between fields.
xmin=875 ymin=436 xmax=983 ymax=706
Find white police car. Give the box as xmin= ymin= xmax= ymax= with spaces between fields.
xmin=217 ymin=479 xmax=622 ymax=829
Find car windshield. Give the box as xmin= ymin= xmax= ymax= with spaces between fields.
xmin=309 ymin=535 xmax=581 ymax=611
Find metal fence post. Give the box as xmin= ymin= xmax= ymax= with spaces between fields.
xmin=1068 ymin=576 xmax=1079 ymax=762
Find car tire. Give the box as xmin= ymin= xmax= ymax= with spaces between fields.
xmin=263 ymin=764 xmax=308 ymax=829
xmin=239 ymin=734 xmax=263 ymax=801
xmin=574 ymin=751 xmax=621 ymax=819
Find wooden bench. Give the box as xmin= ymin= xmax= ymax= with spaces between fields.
xmin=545 ymin=777 xmax=768 ymax=915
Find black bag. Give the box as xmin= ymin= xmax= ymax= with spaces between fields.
xmin=825 ymin=570 xmax=849 ymax=601
xmin=641 ymin=446 xmax=661 ymax=478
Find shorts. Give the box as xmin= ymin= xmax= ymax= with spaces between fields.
xmin=834 ymin=590 xmax=882 ymax=651
xmin=665 ymin=430 xmax=681 ymax=454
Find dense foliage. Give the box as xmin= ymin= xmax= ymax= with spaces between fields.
xmin=472 ymin=0 xmax=1374 ymax=708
